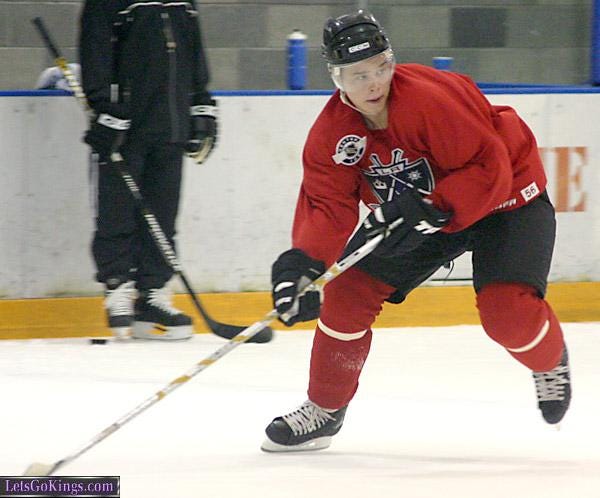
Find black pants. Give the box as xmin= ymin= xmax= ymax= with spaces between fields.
xmin=91 ymin=138 xmax=184 ymax=289
xmin=354 ymin=192 xmax=556 ymax=302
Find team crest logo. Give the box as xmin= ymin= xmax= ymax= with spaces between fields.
xmin=363 ymin=148 xmax=435 ymax=206
xmin=332 ymin=135 xmax=367 ymax=166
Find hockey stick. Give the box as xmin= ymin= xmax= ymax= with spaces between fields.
xmin=23 ymin=230 xmax=388 ymax=476
xmin=31 ymin=17 xmax=272 ymax=343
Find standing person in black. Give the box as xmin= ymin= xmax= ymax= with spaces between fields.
xmin=79 ymin=0 xmax=217 ymax=340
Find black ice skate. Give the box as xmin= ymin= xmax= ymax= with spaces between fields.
xmin=104 ymin=279 xmax=135 ymax=340
xmin=533 ymin=347 xmax=571 ymax=424
xmin=261 ymin=400 xmax=347 ymax=452
xmin=133 ymin=287 xmax=193 ymax=341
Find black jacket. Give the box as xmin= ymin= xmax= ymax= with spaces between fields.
xmin=79 ymin=0 xmax=212 ymax=143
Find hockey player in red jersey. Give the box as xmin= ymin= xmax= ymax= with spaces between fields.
xmin=262 ymin=10 xmax=571 ymax=452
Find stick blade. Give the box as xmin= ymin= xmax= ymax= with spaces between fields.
xmin=211 ymin=323 xmax=274 ymax=344
xmin=23 ymin=462 xmax=55 ymax=476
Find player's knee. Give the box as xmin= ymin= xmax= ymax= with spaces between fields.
xmin=477 ymin=282 xmax=564 ymax=371
xmin=477 ymin=282 xmax=544 ymax=347
xmin=320 ymin=267 xmax=393 ymax=334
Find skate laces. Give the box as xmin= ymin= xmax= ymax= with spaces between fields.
xmin=146 ymin=287 xmax=181 ymax=316
xmin=105 ymin=281 xmax=135 ymax=316
xmin=533 ymin=363 xmax=569 ymax=402
xmin=282 ymin=401 xmax=335 ymax=436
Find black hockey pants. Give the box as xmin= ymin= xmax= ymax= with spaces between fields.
xmin=91 ymin=138 xmax=184 ymax=290
xmin=351 ymin=191 xmax=556 ymax=302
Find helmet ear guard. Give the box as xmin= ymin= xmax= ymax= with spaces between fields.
xmin=322 ymin=10 xmax=391 ymax=66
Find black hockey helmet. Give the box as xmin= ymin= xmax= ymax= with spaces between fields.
xmin=322 ymin=10 xmax=390 ymax=66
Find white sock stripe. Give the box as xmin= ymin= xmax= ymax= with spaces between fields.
xmin=506 ymin=320 xmax=550 ymax=353
xmin=317 ymin=319 xmax=367 ymax=341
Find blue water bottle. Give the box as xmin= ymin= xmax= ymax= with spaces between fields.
xmin=432 ymin=56 xmax=454 ymax=71
xmin=287 ymin=29 xmax=307 ymax=90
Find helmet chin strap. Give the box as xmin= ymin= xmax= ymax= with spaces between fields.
xmin=339 ymin=90 xmax=363 ymax=113
xmin=339 ymin=89 xmax=388 ymax=130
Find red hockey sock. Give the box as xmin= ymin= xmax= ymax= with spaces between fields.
xmin=308 ymin=325 xmax=373 ymax=409
xmin=477 ymin=282 xmax=564 ymax=372
xmin=307 ymin=267 xmax=393 ymax=409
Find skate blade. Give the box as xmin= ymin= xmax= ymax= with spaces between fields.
xmin=132 ymin=321 xmax=193 ymax=341
xmin=260 ymin=436 xmax=332 ymax=453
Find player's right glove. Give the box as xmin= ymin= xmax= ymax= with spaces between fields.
xmin=84 ymin=103 xmax=130 ymax=157
xmin=363 ymin=188 xmax=451 ymax=257
xmin=184 ymin=99 xmax=218 ymax=165
xmin=271 ymin=249 xmax=326 ymax=327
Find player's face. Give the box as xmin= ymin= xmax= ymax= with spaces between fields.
xmin=331 ymin=50 xmax=394 ymax=116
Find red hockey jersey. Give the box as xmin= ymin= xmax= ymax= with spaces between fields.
xmin=292 ymin=64 xmax=547 ymax=266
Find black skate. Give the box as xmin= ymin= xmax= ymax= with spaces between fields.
xmin=133 ymin=287 xmax=193 ymax=341
xmin=104 ymin=279 xmax=135 ymax=340
xmin=261 ymin=400 xmax=347 ymax=452
xmin=533 ymin=347 xmax=571 ymax=424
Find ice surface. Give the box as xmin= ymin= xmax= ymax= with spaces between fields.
xmin=1 ymin=323 xmax=599 ymax=498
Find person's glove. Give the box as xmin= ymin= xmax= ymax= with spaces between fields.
xmin=363 ymin=188 xmax=451 ymax=257
xmin=84 ymin=103 xmax=130 ymax=157
xmin=184 ymin=99 xmax=218 ymax=165
xmin=271 ymin=249 xmax=326 ymax=326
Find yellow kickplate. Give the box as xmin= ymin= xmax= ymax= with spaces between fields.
xmin=151 ymin=325 xmax=168 ymax=335
xmin=0 ymin=283 xmax=598 ymax=340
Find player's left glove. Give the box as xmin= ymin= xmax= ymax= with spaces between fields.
xmin=363 ymin=188 xmax=451 ymax=257
xmin=184 ymin=99 xmax=218 ymax=165
xmin=271 ymin=249 xmax=326 ymax=327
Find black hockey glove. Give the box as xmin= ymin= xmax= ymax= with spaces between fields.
xmin=271 ymin=249 xmax=326 ymax=327
xmin=84 ymin=103 xmax=130 ymax=157
xmin=184 ymin=99 xmax=218 ymax=165
xmin=363 ymin=189 xmax=451 ymax=258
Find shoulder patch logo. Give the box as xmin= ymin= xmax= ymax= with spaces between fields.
xmin=332 ymin=135 xmax=367 ymax=166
